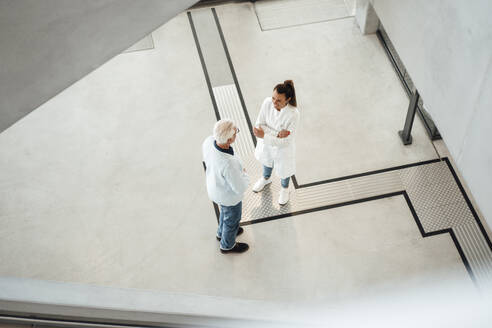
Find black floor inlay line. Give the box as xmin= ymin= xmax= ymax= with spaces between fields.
xmin=212 ymin=8 xmax=256 ymax=147
xmin=443 ymin=158 xmax=492 ymax=252
xmin=240 ymin=191 xmax=404 ymax=226
xmin=187 ymin=11 xmax=220 ymax=121
xmin=402 ymin=191 xmax=475 ymax=281
xmin=294 ymin=158 xmax=443 ymax=189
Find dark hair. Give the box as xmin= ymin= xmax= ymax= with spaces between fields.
xmin=274 ymin=80 xmax=297 ymax=107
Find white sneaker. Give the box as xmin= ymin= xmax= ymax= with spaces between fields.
xmin=252 ymin=177 xmax=272 ymax=192
xmin=279 ymin=187 xmax=289 ymax=205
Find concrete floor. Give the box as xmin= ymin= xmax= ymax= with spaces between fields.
xmin=0 ymin=1 xmax=485 ymax=317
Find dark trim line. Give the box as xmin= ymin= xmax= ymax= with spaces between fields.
xmin=443 ymin=158 xmax=492 ymax=251
xmin=449 ymin=229 xmax=475 ymax=280
xmin=240 ymin=191 xmax=404 ymax=226
xmin=291 ymin=175 xmax=300 ymax=189
xmin=403 ymin=191 xmax=426 ymax=236
xmin=212 ymin=8 xmax=256 ymax=146
xmin=403 ymin=191 xmax=475 ymax=281
xmin=188 ymin=11 xmax=221 ymax=121
xmin=295 ymin=158 xmax=442 ymax=189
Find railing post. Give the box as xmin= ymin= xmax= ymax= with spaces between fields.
xmin=399 ymin=89 xmax=419 ymax=145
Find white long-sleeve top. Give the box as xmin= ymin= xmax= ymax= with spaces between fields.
xmin=202 ymin=136 xmax=250 ymax=206
xmin=254 ymin=97 xmax=300 ymax=178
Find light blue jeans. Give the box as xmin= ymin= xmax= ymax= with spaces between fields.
xmin=217 ymin=201 xmax=242 ymax=250
xmin=263 ymin=165 xmax=290 ymax=188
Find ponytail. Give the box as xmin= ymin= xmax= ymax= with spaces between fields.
xmin=274 ymin=80 xmax=297 ymax=107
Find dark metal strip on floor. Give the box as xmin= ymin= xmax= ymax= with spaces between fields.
xmin=212 ymin=7 xmax=256 ymax=146
xmin=295 ymin=158 xmax=443 ymax=188
xmin=187 ymin=11 xmax=221 ymax=121
xmin=443 ymin=158 xmax=492 ymax=252
xmin=403 ymin=191 xmax=475 ymax=283
xmin=241 ymin=190 xmax=404 ymax=226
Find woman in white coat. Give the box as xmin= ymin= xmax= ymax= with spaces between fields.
xmin=252 ymin=80 xmax=300 ymax=205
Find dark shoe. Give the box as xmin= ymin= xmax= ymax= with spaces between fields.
xmin=216 ymin=227 xmax=243 ymax=241
xmin=220 ymin=242 xmax=249 ymax=254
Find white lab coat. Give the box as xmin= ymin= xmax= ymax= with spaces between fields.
xmin=202 ymin=136 xmax=250 ymax=206
xmin=254 ymin=97 xmax=300 ymax=179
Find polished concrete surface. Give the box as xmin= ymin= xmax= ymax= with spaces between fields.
xmin=0 ymin=1 xmax=490 ymax=314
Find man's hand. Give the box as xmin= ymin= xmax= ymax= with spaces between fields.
xmin=277 ymin=129 xmax=290 ymax=138
xmin=253 ymin=126 xmax=265 ymax=138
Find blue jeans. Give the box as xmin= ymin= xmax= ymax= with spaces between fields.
xmin=263 ymin=165 xmax=290 ymax=188
xmin=217 ymin=201 xmax=242 ymax=250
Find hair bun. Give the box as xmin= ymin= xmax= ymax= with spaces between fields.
xmin=274 ymin=80 xmax=297 ymax=107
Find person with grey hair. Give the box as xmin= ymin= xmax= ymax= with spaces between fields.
xmin=202 ymin=119 xmax=250 ymax=254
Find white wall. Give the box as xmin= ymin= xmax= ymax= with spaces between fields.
xmin=0 ymin=0 xmax=197 ymax=133
xmin=370 ymin=0 xmax=492 ymax=227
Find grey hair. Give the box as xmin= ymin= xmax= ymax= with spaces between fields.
xmin=213 ymin=119 xmax=237 ymax=144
